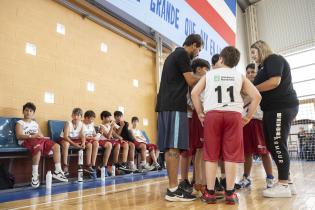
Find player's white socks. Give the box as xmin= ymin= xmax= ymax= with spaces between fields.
xmin=140 ymin=160 xmax=146 ymax=165
xmin=32 ymin=165 xmax=39 ymax=175
xmin=169 ymin=186 xmax=178 ymax=192
xmin=55 ymin=163 xmax=62 ymax=172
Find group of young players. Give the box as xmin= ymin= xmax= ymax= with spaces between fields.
xmin=156 ymin=34 xmax=298 ymax=205
xmin=15 ymin=104 xmax=160 ymax=188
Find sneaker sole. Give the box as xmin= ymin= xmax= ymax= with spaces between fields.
xmin=263 ymin=193 xmax=292 ymax=198
xmin=31 ymin=183 xmax=40 ymax=188
xmin=201 ymin=197 xmax=216 ymax=204
xmin=165 ymin=195 xmax=196 ymax=202
xmin=52 ymin=174 xmax=68 ymax=182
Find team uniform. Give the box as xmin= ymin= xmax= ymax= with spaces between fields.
xmin=131 ymin=129 xmax=157 ymax=152
xmin=203 ymin=68 xmax=244 ymax=163
xmin=99 ymin=123 xmax=127 ymax=147
xmin=182 ymin=92 xmax=204 ymax=157
xmin=17 ymin=120 xmax=55 ymax=156
xmin=59 ymin=121 xmax=84 ymax=145
xmin=83 ymin=122 xmax=99 ymax=143
xmin=242 ymin=96 xmax=268 ymax=155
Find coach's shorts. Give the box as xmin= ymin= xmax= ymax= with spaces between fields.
xmin=203 ymin=110 xmax=244 ymax=163
xmin=243 ymin=119 xmax=269 ymax=155
xmin=21 ymin=138 xmax=55 ymax=156
xmin=157 ymin=111 xmax=189 ymax=152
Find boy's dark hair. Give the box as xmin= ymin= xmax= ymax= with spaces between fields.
xmin=183 ymin=34 xmax=204 ymax=48
xmin=72 ymin=108 xmax=83 ymax=116
xmin=100 ymin=111 xmax=111 ymax=120
xmin=23 ymin=102 xmax=36 ymax=112
xmin=219 ymin=46 xmax=240 ymax=68
xmin=114 ymin=111 xmax=123 ymax=117
xmin=211 ymin=54 xmax=220 ymax=66
xmin=191 ymin=58 xmax=210 ymax=73
xmin=84 ymin=110 xmax=96 ymax=118
xmin=246 ymin=63 xmax=255 ymax=71
xmin=131 ymin=116 xmax=139 ymax=123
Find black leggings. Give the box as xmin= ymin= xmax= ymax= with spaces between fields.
xmin=263 ymin=106 xmax=298 ymax=180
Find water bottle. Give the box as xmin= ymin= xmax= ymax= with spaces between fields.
xmin=46 ymin=171 xmax=52 ymax=189
xmin=112 ymin=165 xmax=116 ymax=177
xmin=78 ymin=149 xmax=84 ymax=182
xmin=78 ymin=149 xmax=83 ymax=165
xmin=101 ymin=167 xmax=106 ymax=181
xmin=78 ymin=165 xmax=83 ymax=182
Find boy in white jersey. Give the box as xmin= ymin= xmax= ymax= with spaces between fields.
xmin=82 ymin=110 xmax=99 ymax=178
xmin=59 ymin=108 xmax=86 ymax=176
xmin=191 ymin=46 xmax=261 ymax=204
xmin=15 ymin=102 xmax=68 ymax=188
xmin=235 ymin=64 xmax=274 ymax=189
xmin=130 ymin=116 xmax=160 ymax=172
xmin=99 ymin=111 xmax=129 ymax=175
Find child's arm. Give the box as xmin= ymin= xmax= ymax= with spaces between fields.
xmin=36 ymin=126 xmax=45 ymax=138
xmin=241 ymin=76 xmax=262 ymax=125
xmin=15 ymin=123 xmax=31 ymax=140
xmin=63 ymin=122 xmax=82 ymax=148
xmin=115 ymin=121 xmax=126 ymax=135
xmin=79 ymin=128 xmax=86 ymax=149
xmin=191 ymin=76 xmax=206 ymax=126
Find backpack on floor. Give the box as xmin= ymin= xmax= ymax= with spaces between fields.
xmin=0 ymin=164 xmax=15 ymax=189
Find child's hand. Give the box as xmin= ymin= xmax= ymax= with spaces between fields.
xmin=73 ymin=143 xmax=82 ymax=149
xmin=81 ymin=144 xmax=86 ymax=150
xmin=198 ymin=113 xmax=205 ymax=127
xmin=242 ymin=116 xmax=250 ymax=126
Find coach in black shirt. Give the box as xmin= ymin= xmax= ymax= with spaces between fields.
xmin=156 ymin=34 xmax=202 ymax=201
xmin=251 ymin=40 xmax=298 ymax=198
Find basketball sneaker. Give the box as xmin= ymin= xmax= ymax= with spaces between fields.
xmin=263 ymin=183 xmax=292 ymax=198
xmin=179 ymin=179 xmax=193 ymax=194
xmin=225 ymin=191 xmax=239 ymax=205
xmin=165 ymin=187 xmax=196 ymax=202
xmin=235 ymin=176 xmax=251 ymax=189
xmin=201 ymin=189 xmax=216 ymax=204
xmin=31 ymin=174 xmax=40 ymax=188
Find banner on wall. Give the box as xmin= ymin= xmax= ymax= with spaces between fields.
xmin=99 ymin=0 xmax=236 ymax=60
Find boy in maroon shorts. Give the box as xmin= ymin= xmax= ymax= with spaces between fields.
xmin=235 ymin=64 xmax=274 ymax=189
xmin=191 ymin=46 xmax=261 ymax=204
xmin=59 ymin=108 xmax=86 ymax=176
xmin=15 ymin=102 xmax=68 ymax=188
xmin=180 ymin=58 xmax=210 ymax=196
xmin=99 ymin=111 xmax=130 ymax=175
xmin=130 ymin=116 xmax=160 ymax=172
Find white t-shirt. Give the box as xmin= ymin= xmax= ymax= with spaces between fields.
xmin=17 ymin=120 xmax=39 ymax=145
xmin=131 ymin=129 xmax=146 ymax=143
xmin=203 ymin=68 xmax=244 ymax=113
xmin=187 ymin=90 xmax=205 ymax=118
xmin=83 ymin=122 xmax=96 ymax=138
xmin=60 ymin=121 xmax=83 ymax=139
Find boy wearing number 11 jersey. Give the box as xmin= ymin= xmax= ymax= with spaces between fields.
xmin=191 ymin=46 xmax=261 ymax=205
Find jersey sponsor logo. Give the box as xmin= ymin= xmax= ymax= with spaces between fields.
xmin=214 ymin=75 xmax=220 ymax=81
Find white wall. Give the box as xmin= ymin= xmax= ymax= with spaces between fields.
xmin=256 ymin=0 xmax=315 ymax=54
xmin=236 ymin=4 xmax=249 ymax=73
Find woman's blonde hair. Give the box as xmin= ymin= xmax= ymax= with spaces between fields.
xmin=250 ymin=40 xmax=273 ymax=64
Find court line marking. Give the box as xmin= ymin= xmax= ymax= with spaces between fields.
xmin=7 ymin=179 xmax=168 ymax=210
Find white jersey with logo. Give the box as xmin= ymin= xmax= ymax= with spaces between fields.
xmin=17 ymin=120 xmax=39 ymax=145
xmin=60 ymin=121 xmax=83 ymax=139
xmin=203 ymin=68 xmax=244 ymax=113
xmin=243 ymin=95 xmax=263 ymax=120
xmin=83 ymin=122 xmax=96 ymax=138
xmin=99 ymin=124 xmax=112 ymax=140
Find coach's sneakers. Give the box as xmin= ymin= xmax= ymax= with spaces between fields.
xmin=288 ymin=182 xmax=297 ymax=195
xmin=165 ymin=188 xmax=196 ymax=202
xmin=201 ymin=189 xmax=217 ymax=204
xmin=225 ymin=191 xmax=239 ymax=205
xmin=52 ymin=170 xmax=68 ymax=182
xmin=179 ymin=179 xmax=193 ymax=194
xmin=263 ymin=183 xmax=292 ymax=198
xmin=235 ymin=176 xmax=251 ymax=189
xmin=31 ymin=174 xmax=40 ymax=188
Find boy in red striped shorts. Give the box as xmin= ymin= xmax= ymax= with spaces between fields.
xmin=191 ymin=46 xmax=261 ymax=204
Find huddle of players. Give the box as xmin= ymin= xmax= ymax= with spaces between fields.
xmin=178 ymin=48 xmax=274 ymax=204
